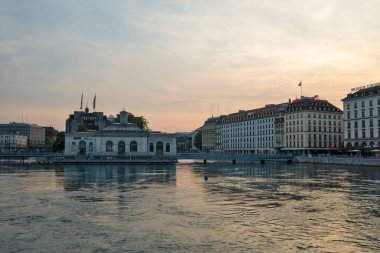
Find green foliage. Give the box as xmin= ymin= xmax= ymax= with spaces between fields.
xmin=77 ymin=124 xmax=88 ymax=132
xmin=53 ymin=132 xmax=65 ymax=152
xmin=194 ymin=131 xmax=202 ymax=150
xmin=128 ymin=113 xmax=149 ymax=131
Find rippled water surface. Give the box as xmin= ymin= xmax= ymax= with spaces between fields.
xmin=0 ymin=162 xmax=379 ymax=253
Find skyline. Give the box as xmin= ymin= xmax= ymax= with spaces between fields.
xmin=1 ymin=1 xmax=379 ymax=132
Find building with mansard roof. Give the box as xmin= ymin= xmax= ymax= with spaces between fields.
xmin=219 ymin=103 xmax=288 ymax=154
xmin=64 ymin=110 xmax=176 ymax=157
xmin=342 ymin=82 xmax=380 ymax=150
xmin=282 ymin=96 xmax=343 ymax=154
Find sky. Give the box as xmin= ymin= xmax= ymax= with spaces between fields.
xmin=0 ymin=0 xmax=379 ymax=132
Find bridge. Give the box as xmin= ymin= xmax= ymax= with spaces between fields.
xmin=0 ymin=152 xmax=294 ymax=164
xmin=177 ymin=153 xmax=294 ymax=164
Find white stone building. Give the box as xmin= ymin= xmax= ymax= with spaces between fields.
xmin=0 ymin=133 xmax=28 ymax=151
xmin=64 ymin=110 xmax=176 ymax=157
xmin=219 ymin=104 xmax=288 ymax=154
xmin=201 ymin=116 xmax=224 ymax=153
xmin=283 ymin=96 xmax=343 ymax=154
xmin=342 ymin=83 xmax=380 ymax=150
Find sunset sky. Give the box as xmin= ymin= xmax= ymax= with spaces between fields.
xmin=0 ymin=0 xmax=379 ymax=132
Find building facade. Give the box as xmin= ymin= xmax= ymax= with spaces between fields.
xmin=66 ymin=107 xmax=108 ymax=133
xmin=0 ymin=133 xmax=28 ymax=152
xmin=342 ymin=83 xmax=380 ymax=150
xmin=0 ymin=122 xmax=45 ymax=149
xmin=201 ymin=116 xmax=224 ymax=153
xmin=175 ymin=132 xmax=193 ymax=152
xmin=44 ymin=126 xmax=58 ymax=149
xmin=283 ymin=96 xmax=343 ymax=154
xmin=64 ymin=110 xmax=176 ymax=157
xmin=219 ymin=104 xmax=288 ymax=154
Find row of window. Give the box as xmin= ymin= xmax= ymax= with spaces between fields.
xmin=346 ymin=130 xmax=380 ymax=139
xmin=71 ymin=140 xmax=171 ymax=153
xmin=286 ymin=113 xmax=341 ymax=120
xmin=347 ymin=119 xmax=380 ymax=129
xmin=346 ymin=108 xmax=379 ymax=119
xmin=346 ymin=99 xmax=380 ymax=110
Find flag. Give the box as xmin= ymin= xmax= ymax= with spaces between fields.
xmin=80 ymin=93 xmax=83 ymax=110
xmin=93 ymin=94 xmax=96 ymax=110
xmin=298 ymin=81 xmax=302 ymax=87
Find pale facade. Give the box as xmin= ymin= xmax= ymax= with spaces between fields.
xmin=0 ymin=133 xmax=28 ymax=151
xmin=342 ymin=83 xmax=380 ymax=149
xmin=0 ymin=123 xmax=45 ymax=149
xmin=64 ymin=110 xmax=176 ymax=157
xmin=219 ymin=104 xmax=288 ymax=154
xmin=201 ymin=116 xmax=224 ymax=153
xmin=283 ymin=96 xmax=343 ymax=153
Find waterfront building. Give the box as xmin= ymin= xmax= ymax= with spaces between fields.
xmin=220 ymin=104 xmax=288 ymax=154
xmin=201 ymin=116 xmax=224 ymax=153
xmin=66 ymin=107 xmax=108 ymax=133
xmin=44 ymin=126 xmax=58 ymax=149
xmin=342 ymin=83 xmax=380 ymax=150
xmin=0 ymin=122 xmax=45 ymax=149
xmin=64 ymin=110 xmax=176 ymax=157
xmin=191 ymin=128 xmax=201 ymax=151
xmin=175 ymin=132 xmax=193 ymax=152
xmin=0 ymin=133 xmax=28 ymax=152
xmin=282 ymin=96 xmax=343 ymax=154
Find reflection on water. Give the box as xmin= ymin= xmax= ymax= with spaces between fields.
xmin=0 ymin=162 xmax=379 ymax=252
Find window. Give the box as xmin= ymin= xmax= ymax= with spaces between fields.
xmin=149 ymin=143 xmax=154 ymax=152
xmin=118 ymin=141 xmax=125 ymax=153
xmin=71 ymin=142 xmax=76 ymax=152
xmin=130 ymin=141 xmax=137 ymax=152
xmin=106 ymin=140 xmax=113 ymax=152
xmin=165 ymin=143 xmax=170 ymax=152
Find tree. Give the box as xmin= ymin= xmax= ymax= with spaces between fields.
xmin=53 ymin=132 xmax=65 ymax=152
xmin=128 ymin=113 xmax=149 ymax=131
xmin=194 ymin=130 xmax=202 ymax=150
xmin=77 ymin=124 xmax=88 ymax=132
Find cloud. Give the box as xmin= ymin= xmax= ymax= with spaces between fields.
xmin=0 ymin=0 xmax=379 ymax=131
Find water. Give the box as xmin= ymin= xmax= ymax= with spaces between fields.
xmin=0 ymin=162 xmax=379 ymax=253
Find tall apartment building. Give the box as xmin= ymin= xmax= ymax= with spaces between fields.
xmin=201 ymin=116 xmax=224 ymax=153
xmin=282 ymin=96 xmax=343 ymax=154
xmin=342 ymin=83 xmax=380 ymax=149
xmin=219 ymin=103 xmax=288 ymax=154
xmin=0 ymin=122 xmax=45 ymax=149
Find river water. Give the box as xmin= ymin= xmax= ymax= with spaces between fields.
xmin=0 ymin=162 xmax=379 ymax=253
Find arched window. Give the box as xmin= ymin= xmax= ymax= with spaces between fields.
xmin=130 ymin=141 xmax=137 ymax=152
xmin=165 ymin=143 xmax=170 ymax=152
xmin=156 ymin=141 xmax=163 ymax=155
xmin=71 ymin=142 xmax=76 ymax=152
xmin=89 ymin=142 xmax=94 ymax=152
xmin=354 ymin=142 xmax=359 ymax=148
xmin=118 ymin=141 xmax=125 ymax=154
xmin=106 ymin=140 xmax=113 ymax=152
xmin=369 ymin=142 xmax=375 ymax=148
xmin=79 ymin=140 xmax=86 ymax=154
xmin=346 ymin=142 xmax=352 ymax=149
xmin=149 ymin=143 xmax=154 ymax=152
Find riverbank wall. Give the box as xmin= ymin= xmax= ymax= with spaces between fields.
xmin=295 ymin=156 xmax=380 ymax=167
